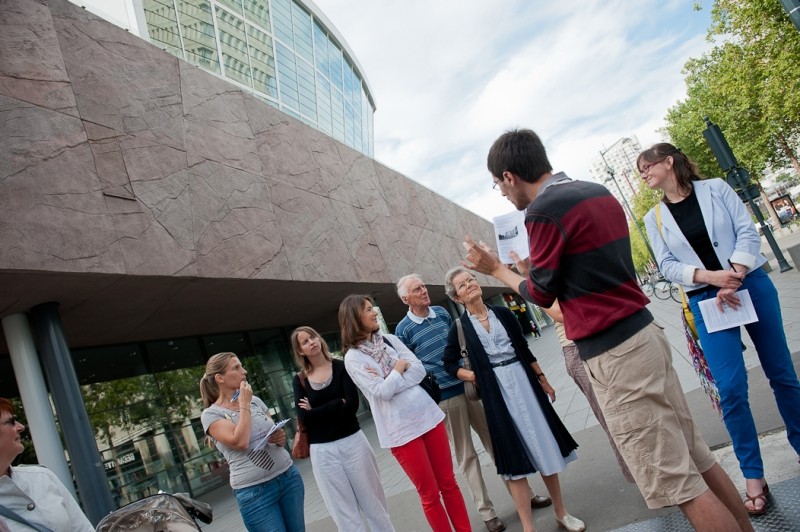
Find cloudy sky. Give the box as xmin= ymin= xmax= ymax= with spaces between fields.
xmin=313 ymin=0 xmax=714 ymax=220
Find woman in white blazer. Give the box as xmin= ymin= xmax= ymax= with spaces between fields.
xmin=640 ymin=143 xmax=800 ymax=516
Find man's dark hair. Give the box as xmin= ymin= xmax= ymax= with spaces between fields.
xmin=487 ymin=129 xmax=552 ymax=183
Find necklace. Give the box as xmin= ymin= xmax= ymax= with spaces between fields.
xmin=471 ymin=308 xmax=490 ymax=322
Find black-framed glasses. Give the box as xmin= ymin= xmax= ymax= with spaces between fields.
xmin=640 ymin=158 xmax=667 ymax=174
xmin=492 ymin=179 xmax=501 ymax=190
xmin=2 ymin=416 xmax=18 ymax=426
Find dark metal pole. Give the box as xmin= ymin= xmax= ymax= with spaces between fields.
xmin=702 ymin=117 xmax=793 ymax=272
xmin=780 ymin=0 xmax=800 ymax=32
xmin=29 ymin=302 xmax=114 ymax=524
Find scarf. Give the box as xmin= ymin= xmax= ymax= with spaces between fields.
xmin=358 ymin=332 xmax=398 ymax=377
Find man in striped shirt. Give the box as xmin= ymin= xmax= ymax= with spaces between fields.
xmin=395 ymin=274 xmax=550 ymax=532
xmin=461 ymin=129 xmax=753 ymax=532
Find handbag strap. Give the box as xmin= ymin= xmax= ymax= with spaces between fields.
xmin=655 ymin=204 xmax=692 ymax=312
xmin=0 ymin=504 xmax=53 ymax=532
xmin=296 ymin=371 xmax=307 ymax=391
xmin=454 ymin=319 xmax=472 ymax=370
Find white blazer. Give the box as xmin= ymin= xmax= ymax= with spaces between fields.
xmin=644 ymin=178 xmax=766 ymax=290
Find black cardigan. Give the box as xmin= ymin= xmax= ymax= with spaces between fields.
xmin=443 ymin=305 xmax=578 ymax=475
xmin=291 ymin=359 xmax=360 ymax=444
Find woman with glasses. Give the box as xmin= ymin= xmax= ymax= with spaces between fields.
xmin=441 ymin=268 xmax=585 ymax=532
xmin=0 ymin=398 xmax=94 ymax=531
xmin=200 ymin=353 xmax=305 ymax=531
xmin=640 ymin=143 xmax=800 ymax=516
xmin=339 ymin=295 xmax=471 ymax=532
xmin=290 ymin=326 xmax=394 ymax=532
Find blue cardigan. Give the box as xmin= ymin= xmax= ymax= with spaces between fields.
xmin=442 ymin=305 xmax=577 ymax=476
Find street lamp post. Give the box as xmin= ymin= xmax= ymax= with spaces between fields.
xmin=702 ymin=117 xmax=792 ymax=272
xmin=599 ymin=139 xmax=658 ymax=267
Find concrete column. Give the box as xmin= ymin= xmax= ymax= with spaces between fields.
xmin=1 ymin=313 xmax=76 ymax=498
xmin=29 ymin=302 xmax=114 ymax=525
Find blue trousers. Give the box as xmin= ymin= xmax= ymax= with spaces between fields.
xmin=689 ymin=268 xmax=800 ymax=479
xmin=233 ymin=465 xmax=305 ymax=532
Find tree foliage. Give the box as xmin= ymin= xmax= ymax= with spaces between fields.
xmin=663 ymin=0 xmax=800 ymax=178
xmin=629 ymin=186 xmax=662 ymax=273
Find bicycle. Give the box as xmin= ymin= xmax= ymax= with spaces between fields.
xmin=642 ymin=277 xmax=682 ymax=303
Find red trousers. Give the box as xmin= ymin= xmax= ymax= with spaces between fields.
xmin=391 ymin=422 xmax=471 ymax=531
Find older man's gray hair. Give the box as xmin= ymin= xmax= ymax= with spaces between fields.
xmin=396 ymin=273 xmax=424 ymax=298
xmin=444 ymin=266 xmax=472 ymax=300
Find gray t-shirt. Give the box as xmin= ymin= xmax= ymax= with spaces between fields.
xmin=201 ymin=396 xmax=293 ymax=489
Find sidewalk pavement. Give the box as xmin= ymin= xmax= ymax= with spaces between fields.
xmin=199 ymin=230 xmax=800 ymax=532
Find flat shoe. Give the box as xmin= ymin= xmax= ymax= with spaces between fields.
xmin=555 ymin=513 xmax=585 ymax=532
xmin=531 ymin=494 xmax=552 ymax=508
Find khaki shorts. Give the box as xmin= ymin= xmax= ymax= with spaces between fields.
xmin=584 ymin=322 xmax=717 ymax=509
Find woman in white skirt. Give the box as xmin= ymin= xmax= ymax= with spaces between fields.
xmin=442 ymin=268 xmax=585 ymax=532
xmin=291 ymin=326 xmax=394 ymax=532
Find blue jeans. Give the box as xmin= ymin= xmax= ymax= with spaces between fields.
xmin=233 ymin=465 xmax=305 ymax=532
xmin=689 ymin=268 xmax=800 ymax=479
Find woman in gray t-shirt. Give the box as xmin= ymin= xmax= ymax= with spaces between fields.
xmin=200 ymin=352 xmax=304 ymax=531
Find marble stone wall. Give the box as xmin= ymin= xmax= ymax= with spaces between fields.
xmin=0 ymin=0 xmax=496 ymax=288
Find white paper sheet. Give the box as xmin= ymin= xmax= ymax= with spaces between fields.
xmin=492 ymin=210 xmax=528 ymax=264
xmin=254 ymin=419 xmax=290 ymax=449
xmin=697 ymin=289 xmax=758 ymax=333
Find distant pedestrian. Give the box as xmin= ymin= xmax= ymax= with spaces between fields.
xmin=340 ymin=295 xmax=471 ymax=532
xmin=640 ymin=143 xmax=800 ymax=515
xmin=290 ymin=326 xmax=394 ymax=532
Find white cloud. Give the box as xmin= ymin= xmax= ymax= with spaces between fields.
xmin=315 ymin=0 xmax=714 ymax=220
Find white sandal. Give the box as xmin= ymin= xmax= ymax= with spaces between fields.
xmin=555 ymin=513 xmax=586 ymax=532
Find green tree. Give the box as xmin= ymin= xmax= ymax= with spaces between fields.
xmin=629 ymin=186 xmax=662 ymax=273
xmin=664 ymin=0 xmax=800 ymax=177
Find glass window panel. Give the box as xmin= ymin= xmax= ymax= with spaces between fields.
xmin=177 ymin=0 xmax=220 ymax=73
xmin=271 ymin=0 xmax=293 ymax=45
xmin=328 ymin=41 xmax=343 ymax=89
xmin=290 ymin=1 xmax=313 ymax=63
xmin=143 ymin=0 xmax=184 ymax=58
xmin=247 ymin=24 xmax=278 ymax=97
xmin=276 ymin=42 xmax=299 ymax=109
xmin=312 ymin=21 xmax=328 ymax=79
xmin=296 ymin=57 xmax=316 ymax=119
xmin=243 ymin=0 xmax=270 ymax=32
xmin=73 ymin=344 xmax=147 ymax=385
xmin=280 ymin=105 xmax=301 ymax=119
xmin=316 ymin=76 xmax=331 ymax=134
xmin=344 ymin=102 xmax=354 ymax=147
xmin=215 ymin=0 xmax=242 ymax=16
xmin=145 ymin=337 xmax=205 ymax=373
xmin=330 ymin=87 xmax=344 ymax=142
xmin=216 ymin=7 xmax=251 ymax=87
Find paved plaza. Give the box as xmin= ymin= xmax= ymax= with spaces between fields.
xmin=200 ymin=228 xmax=800 ymax=531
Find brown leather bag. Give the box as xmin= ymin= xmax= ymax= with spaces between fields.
xmin=291 ymin=372 xmax=310 ymax=459
xmin=455 ymin=319 xmax=480 ymax=401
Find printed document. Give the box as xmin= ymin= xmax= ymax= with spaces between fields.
xmin=697 ymin=289 xmax=758 ymax=333
xmin=255 ymin=419 xmax=290 ymax=449
xmin=492 ymin=210 xmax=528 ymax=264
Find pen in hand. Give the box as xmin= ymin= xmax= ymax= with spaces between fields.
xmin=727 ymin=259 xmax=738 ymax=273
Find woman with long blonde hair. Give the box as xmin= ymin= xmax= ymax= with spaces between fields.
xmin=200 ymin=352 xmax=304 ymax=531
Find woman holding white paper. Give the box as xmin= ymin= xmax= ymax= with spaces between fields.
xmin=200 ymin=352 xmax=305 ymax=531
xmin=639 ymin=143 xmax=800 ymax=516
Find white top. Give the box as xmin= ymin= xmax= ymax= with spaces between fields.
xmin=0 ymin=465 xmax=94 ymax=531
xmin=345 ymin=334 xmax=444 ymax=448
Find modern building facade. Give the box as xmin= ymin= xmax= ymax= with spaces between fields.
xmin=74 ymin=0 xmax=376 ymax=156
xmin=588 ymin=136 xmax=643 ymax=215
xmin=0 ymin=0 xmax=501 ymax=518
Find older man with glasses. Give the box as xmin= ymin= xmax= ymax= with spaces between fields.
xmin=395 ymin=274 xmax=551 ymax=532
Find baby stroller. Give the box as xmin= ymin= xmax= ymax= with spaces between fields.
xmin=96 ymin=492 xmax=213 ymax=531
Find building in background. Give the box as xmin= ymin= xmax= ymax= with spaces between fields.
xmin=0 ymin=0 xmax=501 ymax=512
xmin=72 ymin=0 xmax=376 ymax=156
xmin=588 ymin=136 xmax=643 ymax=211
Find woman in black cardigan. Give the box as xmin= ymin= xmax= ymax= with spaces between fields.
xmin=291 ymin=326 xmax=394 ymax=532
xmin=442 ymin=268 xmax=584 ymax=532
